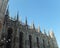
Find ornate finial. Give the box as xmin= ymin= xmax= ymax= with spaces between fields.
xmin=25 ymin=16 xmax=27 ymax=26
xmin=38 ymin=25 xmax=40 ymax=32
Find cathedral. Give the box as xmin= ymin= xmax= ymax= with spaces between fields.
xmin=0 ymin=0 xmax=58 ymax=48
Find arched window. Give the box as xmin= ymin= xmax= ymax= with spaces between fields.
xmin=19 ymin=32 xmax=23 ymax=48
xmin=36 ymin=37 xmax=39 ymax=48
xmin=6 ymin=28 xmax=13 ymax=48
xmin=29 ymin=35 xmax=32 ymax=48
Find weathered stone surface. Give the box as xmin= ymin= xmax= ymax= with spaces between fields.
xmin=0 ymin=0 xmax=58 ymax=48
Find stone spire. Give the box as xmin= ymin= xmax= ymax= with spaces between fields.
xmin=43 ymin=29 xmax=46 ymax=35
xmin=38 ymin=25 xmax=40 ymax=32
xmin=4 ymin=6 xmax=9 ymax=21
xmin=49 ymin=29 xmax=55 ymax=38
xmin=5 ymin=6 xmax=9 ymax=16
xmin=31 ymin=21 xmax=35 ymax=29
xmin=14 ymin=15 xmax=16 ymax=20
xmin=49 ymin=29 xmax=58 ymax=48
xmin=25 ymin=16 xmax=27 ymax=26
xmin=17 ymin=11 xmax=19 ymax=21
xmin=25 ymin=16 xmax=28 ymax=30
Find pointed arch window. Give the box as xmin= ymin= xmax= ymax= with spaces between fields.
xmin=36 ymin=37 xmax=39 ymax=48
xmin=19 ymin=32 xmax=23 ymax=48
xmin=29 ymin=35 xmax=32 ymax=48
xmin=6 ymin=28 xmax=13 ymax=48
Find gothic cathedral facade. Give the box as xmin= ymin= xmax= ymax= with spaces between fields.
xmin=0 ymin=0 xmax=58 ymax=48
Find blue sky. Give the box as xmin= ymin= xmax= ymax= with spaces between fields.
xmin=8 ymin=0 xmax=60 ymax=47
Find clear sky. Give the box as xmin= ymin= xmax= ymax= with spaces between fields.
xmin=8 ymin=0 xmax=60 ymax=48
